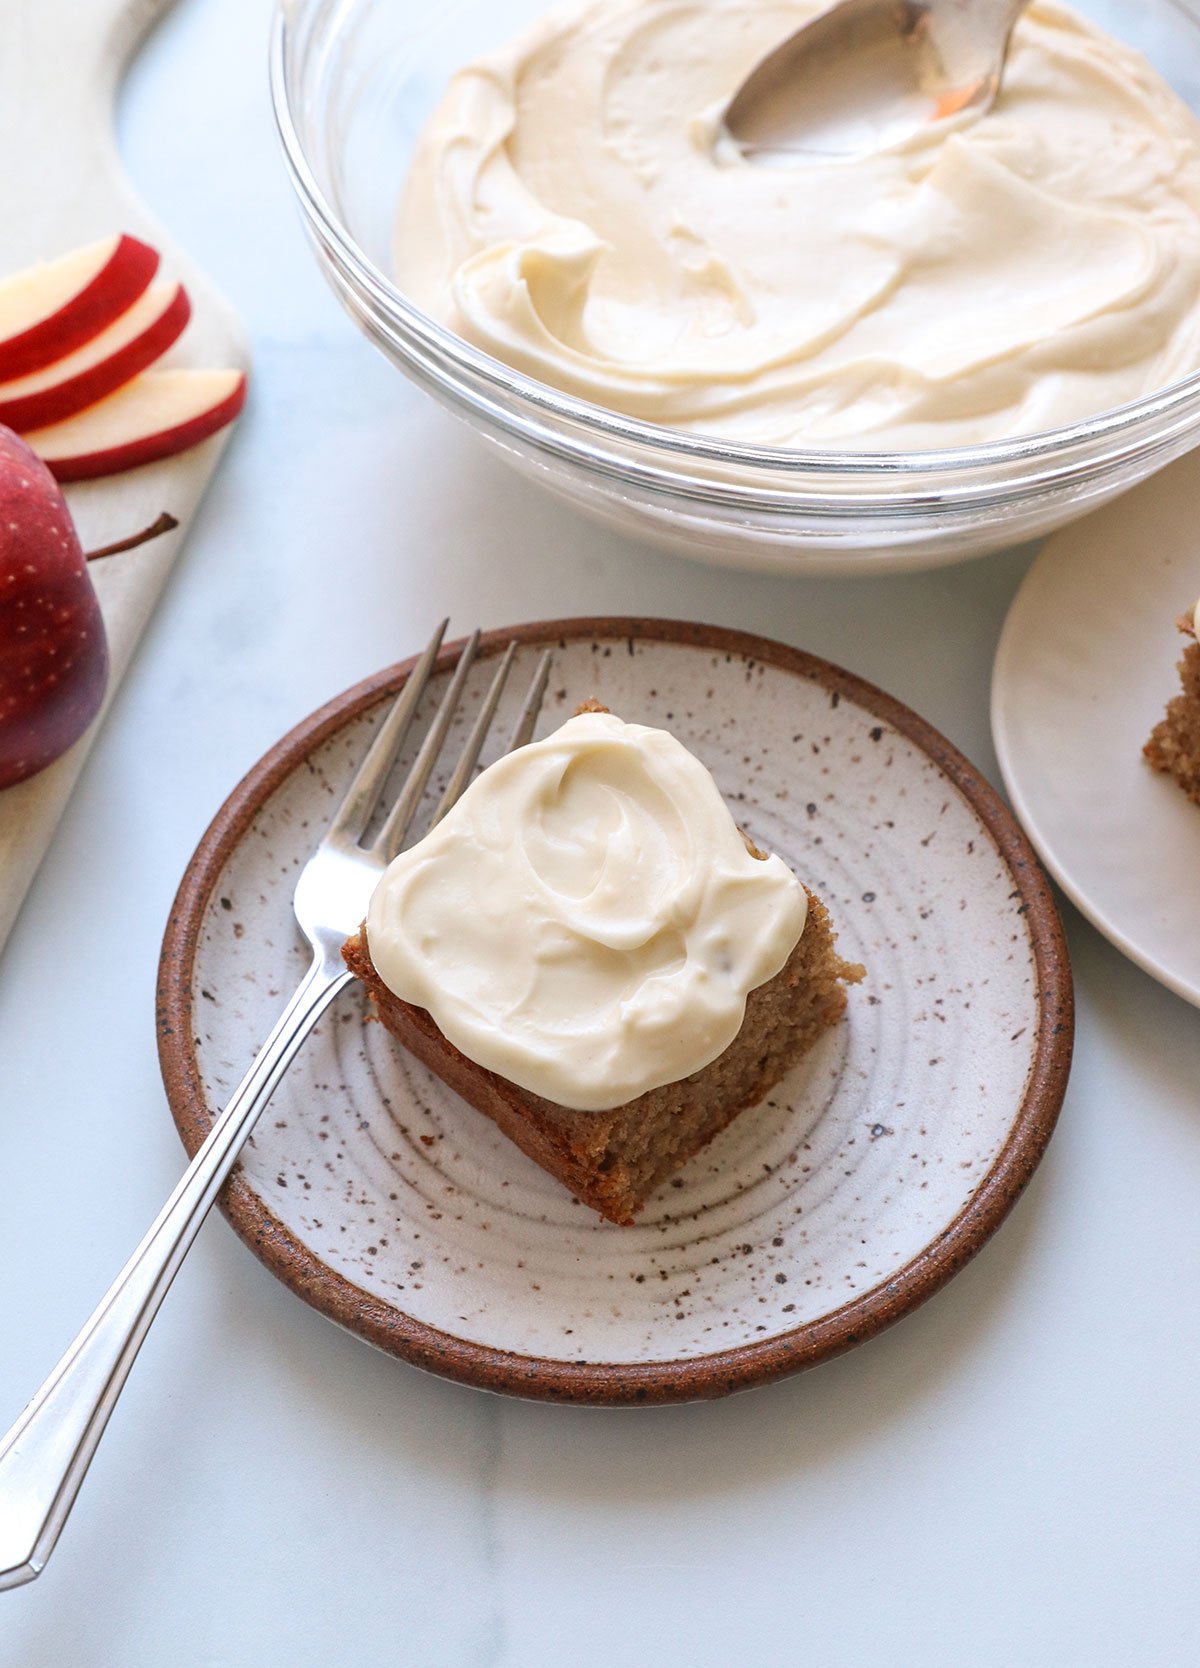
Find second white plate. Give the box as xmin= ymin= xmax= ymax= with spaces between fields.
xmin=992 ymin=449 xmax=1200 ymax=1007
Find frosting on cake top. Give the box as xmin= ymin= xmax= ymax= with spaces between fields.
xmin=366 ymin=709 xmax=807 ymax=1110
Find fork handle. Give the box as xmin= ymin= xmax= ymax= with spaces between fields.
xmin=0 ymin=956 xmax=352 ymax=1592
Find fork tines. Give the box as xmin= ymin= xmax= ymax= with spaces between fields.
xmin=332 ymin=622 xmax=551 ymax=862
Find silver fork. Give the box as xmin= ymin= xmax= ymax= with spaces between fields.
xmin=0 ymin=623 xmax=551 ymax=1592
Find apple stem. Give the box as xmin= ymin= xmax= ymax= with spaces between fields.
xmin=85 ymin=511 xmax=180 ymax=563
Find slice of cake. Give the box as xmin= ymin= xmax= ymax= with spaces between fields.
xmin=1144 ymin=599 xmax=1200 ymax=805
xmin=344 ymin=704 xmax=863 ymax=1225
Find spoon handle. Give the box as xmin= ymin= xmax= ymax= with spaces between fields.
xmin=921 ymin=0 xmax=1032 ymax=91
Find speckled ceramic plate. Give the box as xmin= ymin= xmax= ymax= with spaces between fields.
xmin=158 ymin=620 xmax=1072 ymax=1404
xmin=992 ymin=452 xmax=1200 ymax=1009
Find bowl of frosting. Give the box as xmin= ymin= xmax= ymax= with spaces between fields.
xmin=272 ymin=0 xmax=1200 ymax=574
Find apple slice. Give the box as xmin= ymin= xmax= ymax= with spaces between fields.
xmin=0 ymin=282 xmax=190 ymax=433
xmin=24 ymin=368 xmax=246 ymax=482
xmin=0 ymin=235 xmax=159 ymax=383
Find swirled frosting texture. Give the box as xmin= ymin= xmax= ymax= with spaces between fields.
xmin=394 ymin=0 xmax=1200 ymax=448
xmin=365 ymin=711 xmax=808 ymax=1111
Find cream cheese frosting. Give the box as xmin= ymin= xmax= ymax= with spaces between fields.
xmin=395 ymin=0 xmax=1200 ymax=449
xmin=365 ymin=709 xmax=808 ymax=1111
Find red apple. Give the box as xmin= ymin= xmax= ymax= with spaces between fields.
xmin=24 ymin=368 xmax=247 ymax=482
xmin=0 ymin=281 xmax=190 ymax=433
xmin=0 ymin=235 xmax=159 ymax=383
xmin=0 ymin=429 xmax=108 ymax=789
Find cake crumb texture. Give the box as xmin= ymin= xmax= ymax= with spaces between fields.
xmin=1145 ymin=632 xmax=1200 ymax=806
xmin=344 ymin=890 xmax=863 ymax=1226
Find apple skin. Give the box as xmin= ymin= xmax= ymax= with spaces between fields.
xmin=0 ymin=235 xmax=159 ymax=383
xmin=28 ymin=368 xmax=247 ymax=482
xmin=0 ymin=282 xmax=191 ymax=434
xmin=0 ymin=427 xmax=107 ymax=789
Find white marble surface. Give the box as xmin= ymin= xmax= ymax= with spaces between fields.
xmin=1 ymin=1 xmax=1198 ymax=1661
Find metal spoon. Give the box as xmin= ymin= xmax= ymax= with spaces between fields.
xmin=724 ymin=0 xmax=1031 ymax=161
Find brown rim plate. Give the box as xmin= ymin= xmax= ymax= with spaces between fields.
xmin=157 ymin=618 xmax=1072 ymax=1405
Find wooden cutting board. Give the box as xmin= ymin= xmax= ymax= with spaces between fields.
xmin=0 ymin=0 xmax=250 ymax=953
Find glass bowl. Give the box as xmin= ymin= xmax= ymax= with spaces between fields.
xmin=271 ymin=0 xmax=1200 ymax=576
